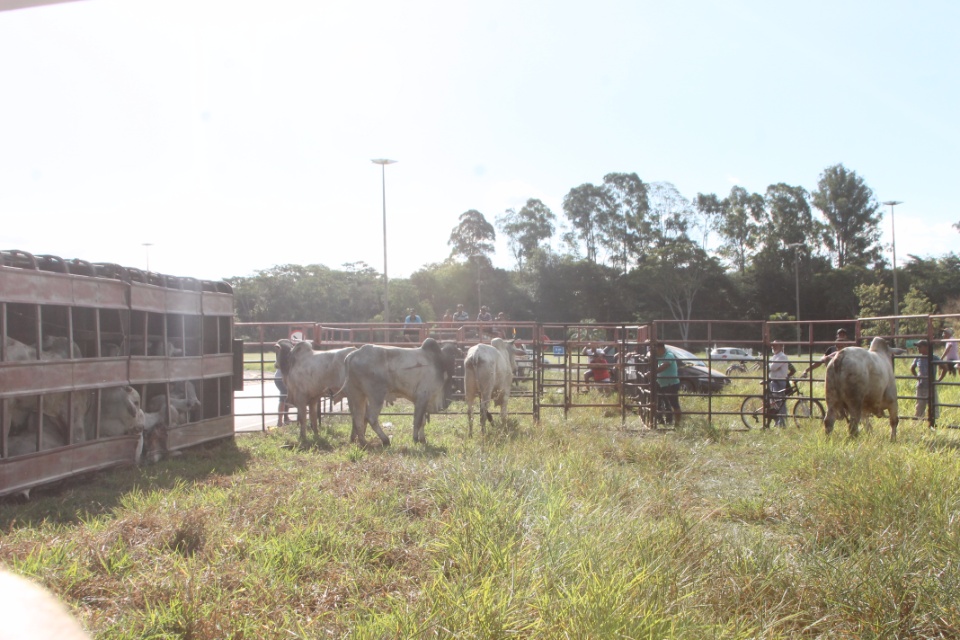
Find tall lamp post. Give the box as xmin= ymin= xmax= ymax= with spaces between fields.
xmin=786 ymin=242 xmax=805 ymax=352
xmin=882 ymin=200 xmax=903 ymax=327
xmin=142 ymin=242 xmax=153 ymax=272
xmin=371 ymin=159 xmax=397 ymax=332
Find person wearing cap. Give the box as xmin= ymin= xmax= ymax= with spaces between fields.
xmin=911 ymin=339 xmax=945 ymax=422
xmin=452 ymin=304 xmax=470 ymax=323
xmin=476 ymin=305 xmax=492 ymax=322
xmin=801 ymin=327 xmax=854 ymax=377
xmin=939 ymin=326 xmax=957 ymax=376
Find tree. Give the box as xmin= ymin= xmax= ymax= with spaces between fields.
xmin=638 ymin=238 xmax=722 ymax=342
xmin=700 ymin=186 xmax=764 ymax=273
xmin=855 ymin=282 xmax=894 ymax=336
xmin=599 ymin=172 xmax=651 ymax=271
xmin=496 ymin=198 xmax=556 ymax=269
xmin=811 ymin=164 xmax=883 ymax=268
xmin=901 ymin=286 xmax=938 ymax=337
xmin=562 ymin=183 xmax=605 ymax=263
xmin=647 ymin=182 xmax=692 ymax=243
xmin=448 ymin=210 xmax=496 ymax=263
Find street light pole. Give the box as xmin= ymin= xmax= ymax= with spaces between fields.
xmin=882 ymin=200 xmax=903 ymax=325
xmin=371 ymin=159 xmax=397 ymax=333
xmin=142 ymin=242 xmax=153 ymax=272
xmin=786 ymin=242 xmax=804 ymax=353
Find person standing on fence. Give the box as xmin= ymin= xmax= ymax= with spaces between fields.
xmin=654 ymin=343 xmax=682 ymax=427
xmin=940 ymin=327 xmax=957 ymax=376
xmin=769 ymin=341 xmax=792 ymax=427
xmin=911 ymin=339 xmax=944 ymax=423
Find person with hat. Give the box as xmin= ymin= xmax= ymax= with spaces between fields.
xmin=801 ymin=327 xmax=854 ymax=377
xmin=939 ymin=326 xmax=957 ymax=376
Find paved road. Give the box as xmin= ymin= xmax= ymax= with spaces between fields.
xmin=233 ymin=373 xmax=348 ymax=433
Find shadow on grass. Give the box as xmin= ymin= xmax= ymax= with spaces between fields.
xmin=0 ymin=438 xmax=250 ymax=529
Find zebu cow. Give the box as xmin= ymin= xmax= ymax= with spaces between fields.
xmin=824 ymin=337 xmax=900 ymax=441
xmin=4 ymin=336 xmax=89 ymax=447
xmin=146 ymin=380 xmax=201 ymax=426
xmin=279 ymin=341 xmax=356 ymax=442
xmin=334 ymin=338 xmax=461 ymax=446
xmin=464 ymin=338 xmax=519 ymax=436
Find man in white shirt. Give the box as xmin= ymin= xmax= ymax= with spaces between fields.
xmin=769 ymin=341 xmax=791 ymax=427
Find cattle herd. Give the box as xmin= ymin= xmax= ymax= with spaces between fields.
xmin=277 ymin=337 xmax=520 ymax=446
xmin=274 ymin=334 xmax=915 ymax=446
xmin=2 ymin=334 xmax=201 ymax=463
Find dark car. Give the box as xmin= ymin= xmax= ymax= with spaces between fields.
xmin=619 ymin=345 xmax=730 ymax=395
xmin=666 ymin=345 xmax=730 ymax=394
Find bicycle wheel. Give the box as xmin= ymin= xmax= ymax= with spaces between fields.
xmin=792 ymin=399 xmax=825 ymax=428
xmin=740 ymin=395 xmax=765 ymax=429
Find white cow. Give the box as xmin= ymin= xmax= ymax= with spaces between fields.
xmin=278 ymin=341 xmax=356 ymax=442
xmin=464 ymin=338 xmax=519 ymax=436
xmin=824 ymin=337 xmax=900 ymax=441
xmin=334 ymin=338 xmax=461 ymax=447
xmin=146 ymin=380 xmax=201 ymax=426
xmin=4 ymin=336 xmax=89 ymax=448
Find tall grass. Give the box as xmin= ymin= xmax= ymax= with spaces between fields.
xmin=3 ymin=375 xmax=960 ymax=637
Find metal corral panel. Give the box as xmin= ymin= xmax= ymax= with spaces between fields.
xmin=0 ymin=435 xmax=142 ymax=498
xmin=166 ymin=416 xmax=234 ymax=451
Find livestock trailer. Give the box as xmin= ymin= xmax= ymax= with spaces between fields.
xmin=0 ymin=250 xmax=237 ymax=498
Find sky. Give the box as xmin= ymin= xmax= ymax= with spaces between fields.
xmin=1 ymin=0 xmax=958 ymax=283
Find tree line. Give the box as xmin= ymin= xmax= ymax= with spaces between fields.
xmin=230 ymin=163 xmax=960 ymax=341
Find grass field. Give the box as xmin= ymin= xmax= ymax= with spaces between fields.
xmin=3 ymin=360 xmax=959 ymax=638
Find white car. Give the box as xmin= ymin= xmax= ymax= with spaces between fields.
xmin=709 ymin=347 xmax=757 ymax=363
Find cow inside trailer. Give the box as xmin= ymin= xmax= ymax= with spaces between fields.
xmin=0 ymin=250 xmax=237 ymax=498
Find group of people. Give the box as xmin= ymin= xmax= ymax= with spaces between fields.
xmin=439 ymin=304 xmax=513 ymax=339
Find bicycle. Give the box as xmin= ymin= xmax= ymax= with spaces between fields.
xmin=740 ymin=378 xmax=825 ymax=429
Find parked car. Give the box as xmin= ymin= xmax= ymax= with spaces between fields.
xmin=667 ymin=345 xmax=731 ymax=394
xmin=709 ymin=347 xmax=757 ymax=363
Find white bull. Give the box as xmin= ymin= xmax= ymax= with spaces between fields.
xmin=334 ymin=338 xmax=461 ymax=447
xmin=824 ymin=337 xmax=900 ymax=441
xmin=464 ymin=338 xmax=519 ymax=436
xmin=280 ymin=341 xmax=356 ymax=442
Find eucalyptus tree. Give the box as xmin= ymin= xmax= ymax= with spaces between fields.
xmin=448 ymin=209 xmax=497 ymax=262
xmin=496 ymin=198 xmax=556 ymax=269
xmin=562 ymin=183 xmax=605 ymax=263
xmin=647 ymin=182 xmax=692 ymax=243
xmin=448 ymin=209 xmax=498 ymax=312
xmin=599 ymin=172 xmax=651 ymax=271
xmin=812 ymin=164 xmax=883 ymax=268
xmin=697 ymin=186 xmax=764 ymax=274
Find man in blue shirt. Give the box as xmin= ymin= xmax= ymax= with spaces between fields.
xmin=403 ymin=308 xmax=423 ymax=342
xmin=655 ymin=343 xmax=682 ymax=427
